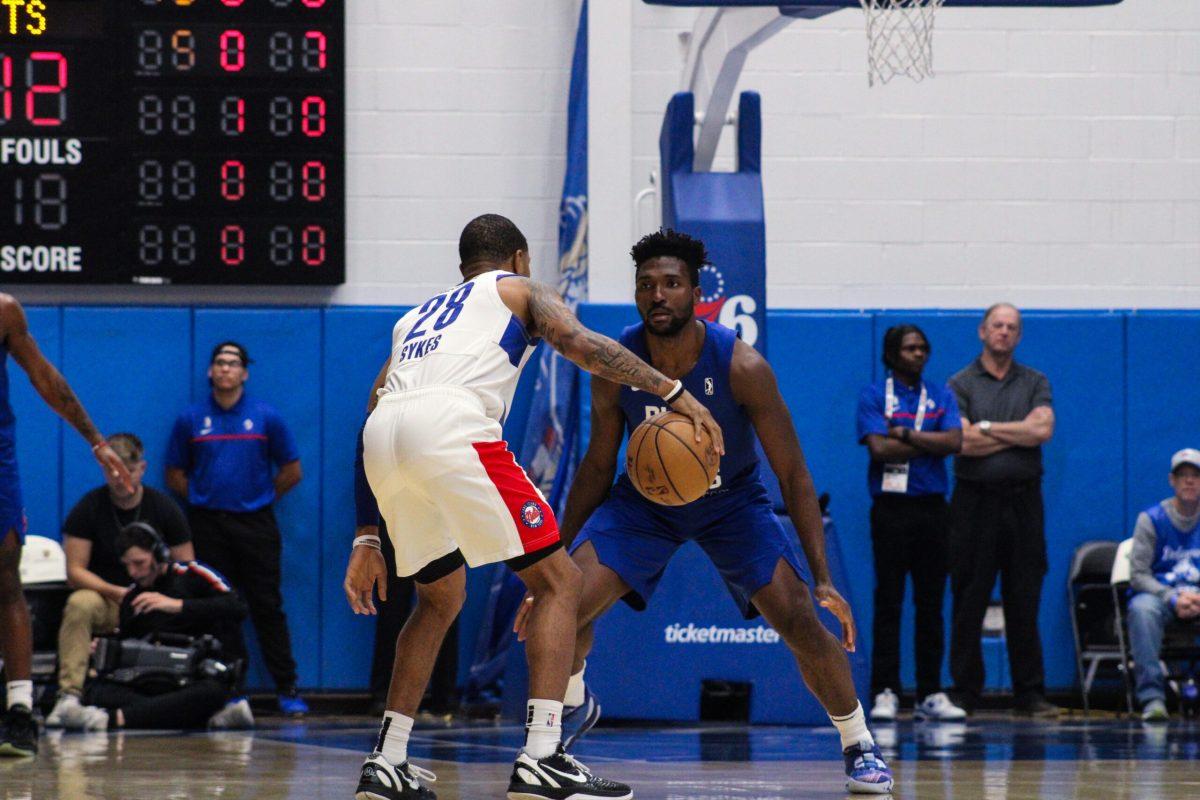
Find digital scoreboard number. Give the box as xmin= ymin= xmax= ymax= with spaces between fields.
xmin=0 ymin=0 xmax=344 ymax=285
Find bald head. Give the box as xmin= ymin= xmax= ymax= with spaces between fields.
xmin=979 ymin=302 xmax=1022 ymax=357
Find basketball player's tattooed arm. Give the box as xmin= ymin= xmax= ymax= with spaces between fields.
xmin=505 ymin=278 xmax=724 ymax=453
xmin=731 ymin=340 xmax=857 ymax=651
xmin=558 ymin=377 xmax=625 ymax=548
xmin=0 ymin=294 xmax=133 ymax=492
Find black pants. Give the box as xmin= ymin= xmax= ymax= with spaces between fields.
xmin=870 ymin=493 xmax=949 ymax=700
xmin=189 ymin=506 xmax=298 ymax=691
xmin=949 ymin=479 xmax=1047 ymax=706
xmin=86 ymin=679 xmax=228 ymax=729
xmin=370 ymin=522 xmax=458 ymax=713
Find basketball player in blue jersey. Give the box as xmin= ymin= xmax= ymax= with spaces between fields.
xmin=0 ymin=294 xmax=132 ymax=757
xmin=515 ymin=229 xmax=893 ymax=794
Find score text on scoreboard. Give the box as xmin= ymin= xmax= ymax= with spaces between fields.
xmin=0 ymin=0 xmax=344 ymax=285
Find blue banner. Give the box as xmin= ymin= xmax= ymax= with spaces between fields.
xmin=518 ymin=0 xmax=588 ymax=507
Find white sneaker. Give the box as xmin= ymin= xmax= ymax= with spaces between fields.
xmin=61 ymin=702 xmax=109 ymax=731
xmin=915 ymin=692 xmax=967 ymax=721
xmin=46 ymin=694 xmax=82 ymax=728
xmin=869 ymin=688 xmax=898 ymax=721
xmin=208 ymin=698 xmax=255 ymax=730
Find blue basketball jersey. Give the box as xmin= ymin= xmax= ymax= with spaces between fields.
xmin=0 ymin=343 xmax=13 ymax=428
xmin=615 ymin=320 xmax=760 ymax=501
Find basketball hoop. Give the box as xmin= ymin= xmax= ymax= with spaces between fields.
xmin=858 ymin=0 xmax=946 ymax=86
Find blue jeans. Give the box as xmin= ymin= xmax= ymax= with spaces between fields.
xmin=1128 ymin=592 xmax=1175 ymax=705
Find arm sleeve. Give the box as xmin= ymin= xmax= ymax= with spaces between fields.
xmin=1129 ymin=512 xmax=1172 ymax=599
xmin=155 ymin=493 xmax=191 ymax=547
xmin=1031 ymin=372 xmax=1053 ymax=409
xmin=165 ymin=413 xmax=191 ymax=470
xmin=266 ymin=407 xmax=302 ymax=466
xmin=948 ymin=376 xmax=970 ymax=421
xmin=940 ymin=386 xmax=963 ymax=431
xmin=855 ymin=385 xmax=888 ymax=443
xmin=355 ymin=416 xmax=381 ymax=527
xmin=62 ymin=494 xmax=96 ymax=543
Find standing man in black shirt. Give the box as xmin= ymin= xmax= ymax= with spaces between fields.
xmin=947 ymin=303 xmax=1057 ymax=717
xmin=46 ymin=433 xmax=193 ymax=727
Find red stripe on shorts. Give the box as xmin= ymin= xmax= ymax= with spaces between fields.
xmin=471 ymin=441 xmax=560 ymax=554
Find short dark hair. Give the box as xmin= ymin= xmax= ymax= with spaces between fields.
xmin=210 ymin=341 xmax=250 ymax=366
xmin=115 ymin=521 xmax=166 ymax=561
xmin=630 ymin=228 xmax=706 ymax=287
xmin=107 ymin=432 xmax=144 ymax=464
xmin=458 ymin=214 xmax=528 ymax=270
xmin=882 ymin=324 xmax=930 ymax=370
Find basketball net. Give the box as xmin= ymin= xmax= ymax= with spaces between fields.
xmin=858 ymin=0 xmax=946 ymax=86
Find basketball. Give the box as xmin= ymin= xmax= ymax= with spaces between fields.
xmin=626 ymin=411 xmax=720 ymax=506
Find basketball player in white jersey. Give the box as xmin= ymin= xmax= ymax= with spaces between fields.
xmin=345 ymin=214 xmax=722 ymax=800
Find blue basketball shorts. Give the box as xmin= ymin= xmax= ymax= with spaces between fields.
xmin=572 ymin=480 xmax=811 ymax=619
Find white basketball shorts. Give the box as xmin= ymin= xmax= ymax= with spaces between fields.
xmin=362 ymin=386 xmax=560 ymax=578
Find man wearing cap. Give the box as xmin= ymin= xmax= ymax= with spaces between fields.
xmin=1127 ymin=448 xmax=1200 ymax=722
xmin=947 ymin=303 xmax=1057 ymax=717
xmin=165 ymin=341 xmax=308 ymax=715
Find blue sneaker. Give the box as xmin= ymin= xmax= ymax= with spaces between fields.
xmin=562 ymin=685 xmax=601 ymax=750
xmin=278 ymin=690 xmax=309 ymax=716
xmin=843 ymin=737 xmax=894 ymax=794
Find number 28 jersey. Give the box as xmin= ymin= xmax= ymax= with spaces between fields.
xmin=379 ymin=271 xmax=539 ymax=424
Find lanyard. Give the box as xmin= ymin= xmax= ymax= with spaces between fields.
xmin=885 ymin=376 xmax=927 ymax=432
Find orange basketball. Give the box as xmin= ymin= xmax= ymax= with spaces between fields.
xmin=626 ymin=411 xmax=720 ymax=506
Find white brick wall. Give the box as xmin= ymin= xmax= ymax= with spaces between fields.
xmin=607 ymin=0 xmax=1200 ymax=308
xmin=20 ymin=0 xmax=1194 ymax=309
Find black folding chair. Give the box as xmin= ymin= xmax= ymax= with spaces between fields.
xmin=1068 ymin=540 xmax=1133 ymax=714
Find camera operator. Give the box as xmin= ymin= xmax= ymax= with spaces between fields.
xmin=57 ymin=522 xmax=252 ymax=731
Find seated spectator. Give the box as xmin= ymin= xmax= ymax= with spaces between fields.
xmin=1128 ymin=448 xmax=1200 ymax=722
xmin=47 ymin=433 xmax=194 ymax=727
xmin=57 ymin=522 xmax=252 ymax=731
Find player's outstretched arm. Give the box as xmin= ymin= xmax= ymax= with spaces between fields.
xmin=0 ymin=295 xmax=132 ymax=492
xmin=499 ymin=277 xmax=723 ymax=453
xmin=731 ymin=340 xmax=856 ymax=651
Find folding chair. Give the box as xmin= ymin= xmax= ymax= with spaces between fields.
xmin=1068 ymin=539 xmax=1132 ymax=714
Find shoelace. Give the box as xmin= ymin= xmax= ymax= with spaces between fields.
xmin=556 ymin=751 xmax=593 ymax=778
xmin=406 ymin=764 xmax=438 ymax=784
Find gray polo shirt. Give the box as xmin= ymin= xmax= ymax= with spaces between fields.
xmin=949 ymin=357 xmax=1053 ymax=483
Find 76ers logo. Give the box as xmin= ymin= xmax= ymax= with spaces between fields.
xmin=695 ymin=264 xmax=759 ymax=347
xmin=520 ymin=501 xmax=544 ymax=528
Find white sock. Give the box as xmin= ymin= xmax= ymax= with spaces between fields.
xmin=375 ymin=710 xmax=414 ymax=766
xmin=829 ymin=702 xmax=873 ymax=751
xmin=564 ymin=663 xmax=586 ymax=708
xmin=523 ymin=698 xmax=564 ymax=759
xmin=6 ymin=680 xmax=32 ymax=711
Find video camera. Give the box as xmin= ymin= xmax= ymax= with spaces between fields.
xmin=91 ymin=633 xmax=241 ymax=694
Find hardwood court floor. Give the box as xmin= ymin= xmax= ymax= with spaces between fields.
xmin=2 ymin=714 xmax=1198 ymax=799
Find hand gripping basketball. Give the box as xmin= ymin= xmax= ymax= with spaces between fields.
xmin=668 ymin=389 xmax=724 ymax=458
xmin=628 ymin=404 xmax=723 ymax=506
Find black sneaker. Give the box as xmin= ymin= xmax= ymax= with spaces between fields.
xmin=507 ymin=745 xmax=631 ymax=800
xmin=0 ymin=706 xmax=38 ymax=758
xmin=355 ymin=752 xmax=436 ymax=800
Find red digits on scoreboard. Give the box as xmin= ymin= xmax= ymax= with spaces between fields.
xmin=302 ymin=225 xmax=326 ymax=266
xmin=220 ymin=160 xmax=245 ymax=201
xmin=0 ymin=56 xmax=11 ymax=125
xmin=27 ymin=51 xmax=66 ymax=127
xmin=221 ymin=0 xmax=246 ymax=6
xmin=302 ymin=0 xmax=326 ymax=7
xmin=301 ymin=160 xmax=325 ymax=202
xmin=219 ymin=30 xmax=246 ymax=73
xmin=300 ymin=95 xmax=325 ymax=138
xmin=303 ymin=31 xmax=327 ymax=71
xmin=220 ymin=225 xmax=245 ymax=266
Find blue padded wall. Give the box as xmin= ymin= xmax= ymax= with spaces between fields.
xmin=10 ymin=304 xmax=1200 ymax=702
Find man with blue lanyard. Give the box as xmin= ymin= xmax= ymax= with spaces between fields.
xmin=1126 ymin=448 xmax=1200 ymax=722
xmin=856 ymin=325 xmax=965 ymax=723
xmin=165 ymin=341 xmax=308 ymax=715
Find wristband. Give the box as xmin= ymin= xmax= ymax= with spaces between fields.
xmin=662 ymin=379 xmax=685 ymax=404
xmin=91 ymin=440 xmax=107 ymax=454
xmin=353 ymin=535 xmax=382 ymax=550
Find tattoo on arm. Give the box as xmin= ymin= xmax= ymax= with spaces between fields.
xmin=528 ymin=282 xmax=669 ymax=394
xmin=44 ymin=367 xmax=101 ymax=443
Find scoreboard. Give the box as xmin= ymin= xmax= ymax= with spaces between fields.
xmin=0 ymin=0 xmax=344 ymax=285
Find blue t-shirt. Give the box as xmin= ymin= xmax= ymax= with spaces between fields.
xmin=856 ymin=376 xmax=961 ymax=498
xmin=166 ymin=393 xmax=300 ymax=512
